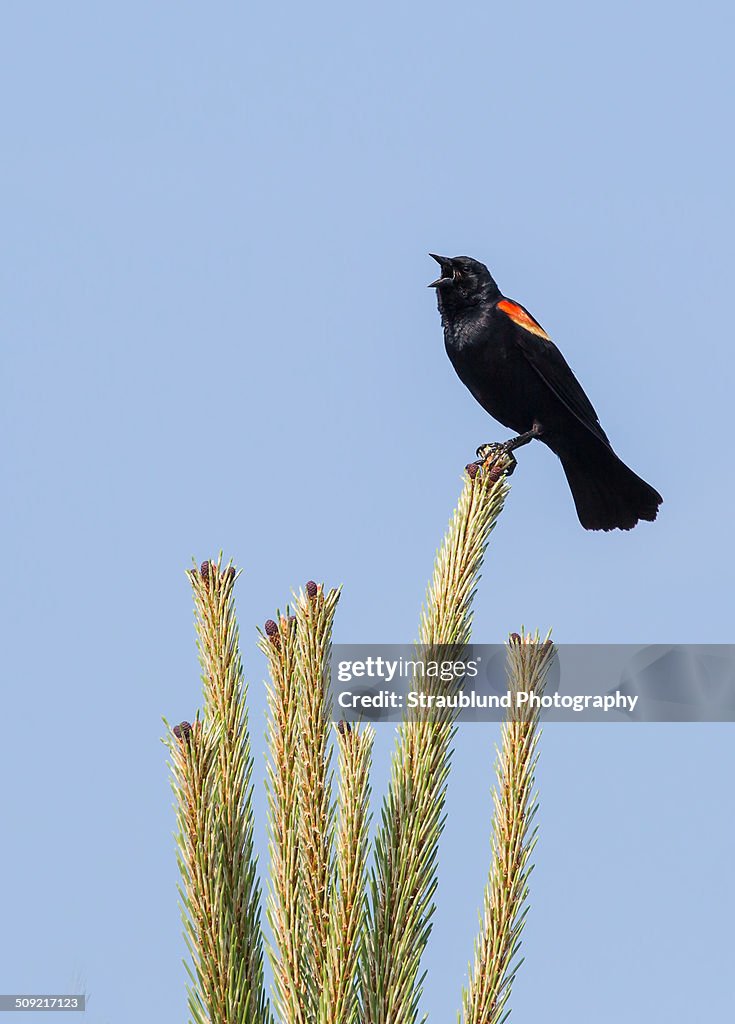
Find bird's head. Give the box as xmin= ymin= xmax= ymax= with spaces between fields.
xmin=428 ymin=254 xmax=500 ymax=312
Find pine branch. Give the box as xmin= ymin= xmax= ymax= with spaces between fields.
xmin=293 ymin=583 xmax=341 ymax=1013
xmin=262 ymin=611 xmax=308 ymax=1024
xmin=361 ymin=455 xmax=512 ymax=1024
xmin=168 ymin=718 xmax=219 ymax=1024
xmin=262 ymin=581 xmax=341 ymax=1023
xmin=460 ymin=631 xmax=554 ymax=1024
xmin=184 ymin=558 xmax=269 ymax=1024
xmin=318 ymin=721 xmax=374 ymax=1024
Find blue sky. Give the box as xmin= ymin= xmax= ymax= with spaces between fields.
xmin=2 ymin=2 xmax=733 ymax=1021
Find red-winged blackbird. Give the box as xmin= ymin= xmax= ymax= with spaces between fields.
xmin=429 ymin=254 xmax=662 ymax=531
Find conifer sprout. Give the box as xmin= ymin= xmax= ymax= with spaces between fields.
xmin=261 ymin=605 xmax=306 ymax=1024
xmin=361 ymin=453 xmax=513 ymax=1024
xmin=461 ymin=631 xmax=554 ymax=1024
xmin=292 ymin=582 xmax=340 ymax=1016
xmin=168 ymin=557 xmax=269 ymax=1024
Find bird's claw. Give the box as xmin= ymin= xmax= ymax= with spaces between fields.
xmin=476 ymin=442 xmax=502 ymax=460
xmin=472 ymin=442 xmax=517 ymax=476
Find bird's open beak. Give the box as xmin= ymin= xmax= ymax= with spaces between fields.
xmin=428 ymin=253 xmax=454 ymax=288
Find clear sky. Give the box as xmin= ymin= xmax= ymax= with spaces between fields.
xmin=2 ymin=2 xmax=733 ymax=1021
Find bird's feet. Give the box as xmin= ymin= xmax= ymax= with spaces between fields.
xmin=468 ymin=424 xmax=545 ymax=479
xmin=476 ymin=441 xmax=512 ymax=461
xmin=469 ymin=443 xmax=518 ymax=477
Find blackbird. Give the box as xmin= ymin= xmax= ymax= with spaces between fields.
xmin=429 ymin=254 xmax=662 ymax=531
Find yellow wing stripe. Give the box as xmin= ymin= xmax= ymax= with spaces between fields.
xmin=498 ymin=299 xmax=551 ymax=341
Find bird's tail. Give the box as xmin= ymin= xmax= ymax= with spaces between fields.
xmin=559 ymin=442 xmax=663 ymax=531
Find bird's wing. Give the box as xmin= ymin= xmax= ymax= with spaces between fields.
xmin=497 ymin=299 xmax=611 ymax=447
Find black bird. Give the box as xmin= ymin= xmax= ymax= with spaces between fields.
xmin=429 ymin=254 xmax=662 ymax=531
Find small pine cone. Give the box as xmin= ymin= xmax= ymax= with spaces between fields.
xmin=486 ymin=464 xmax=504 ymax=483
xmin=226 ymin=566 xmax=236 ymax=584
xmin=264 ymin=619 xmax=281 ymax=648
xmin=305 ymin=580 xmax=319 ymax=599
xmin=337 ymin=720 xmax=352 ymax=736
xmin=509 ymin=632 xmax=522 ymax=646
xmin=200 ymin=560 xmax=211 ymax=584
xmin=466 ymin=462 xmax=479 ymax=480
xmin=173 ymin=721 xmax=193 ymax=741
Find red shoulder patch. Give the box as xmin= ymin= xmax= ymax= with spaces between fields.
xmin=497 ymin=300 xmax=551 ymax=341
